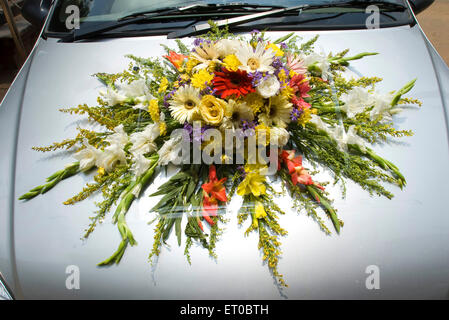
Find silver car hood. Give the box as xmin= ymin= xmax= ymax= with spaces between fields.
xmin=1 ymin=25 xmax=449 ymax=299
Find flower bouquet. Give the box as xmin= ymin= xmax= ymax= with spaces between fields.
xmin=20 ymin=26 xmax=421 ymax=288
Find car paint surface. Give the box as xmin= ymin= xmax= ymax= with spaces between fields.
xmin=1 ymin=23 xmax=449 ymax=299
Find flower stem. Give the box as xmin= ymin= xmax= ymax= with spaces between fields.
xmin=306 ymin=185 xmax=340 ymax=234
xmin=99 ymin=154 xmax=159 ymax=266
xmin=18 ymin=162 xmax=80 ymax=200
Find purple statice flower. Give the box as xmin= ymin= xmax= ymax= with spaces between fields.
xmin=271 ymin=57 xmax=283 ymax=70
xmin=280 ymin=42 xmax=288 ymax=50
xmin=290 ymin=107 xmax=304 ymax=122
xmin=163 ymin=88 xmax=177 ymax=107
xmin=250 ymin=71 xmax=264 ymax=87
xmin=184 ymin=122 xmax=193 ymax=135
xmin=193 ymin=38 xmax=204 ymax=47
xmin=250 ymin=29 xmax=260 ymax=35
xmin=191 ymin=124 xmax=213 ymax=142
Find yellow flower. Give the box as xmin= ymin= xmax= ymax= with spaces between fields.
xmin=148 ymin=99 xmax=160 ymax=122
xmin=243 ymin=93 xmax=265 ymax=114
xmin=255 ymin=123 xmax=271 ymax=146
xmin=159 ymin=122 xmax=167 ymax=136
xmin=297 ymin=108 xmax=317 ymax=127
xmin=280 ymin=86 xmax=294 ymax=99
xmin=186 ymin=56 xmax=200 ymax=73
xmin=289 ymin=70 xmax=298 ymax=78
xmin=278 ymin=69 xmax=287 ymax=83
xmin=266 ymin=43 xmax=284 ymax=57
xmin=237 ymin=171 xmax=266 ymax=197
xmin=222 ymin=54 xmax=241 ymax=71
xmin=255 ymin=201 xmax=267 ymax=219
xmin=199 ymin=95 xmax=226 ymax=125
xmin=97 ymin=167 xmax=105 ymax=177
xmin=252 ymin=201 xmax=267 ymax=228
xmin=191 ymin=69 xmax=214 ymax=90
xmin=158 ymin=77 xmax=169 ymax=93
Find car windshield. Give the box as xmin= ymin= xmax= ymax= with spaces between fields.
xmin=46 ymin=0 xmax=411 ymax=35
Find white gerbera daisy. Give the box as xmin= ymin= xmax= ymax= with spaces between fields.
xmin=235 ymin=42 xmax=275 ymax=74
xmin=259 ymin=95 xmax=293 ymax=128
xmin=169 ymin=85 xmax=201 ymax=123
xmin=221 ymin=100 xmax=254 ymax=130
xmin=191 ymin=42 xmax=221 ymax=71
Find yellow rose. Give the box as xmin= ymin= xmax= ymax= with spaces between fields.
xmin=199 ymin=95 xmax=226 ymax=125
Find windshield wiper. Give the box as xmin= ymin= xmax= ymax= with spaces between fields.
xmin=62 ymin=3 xmax=286 ymax=42
xmin=62 ymin=4 xmax=213 ymax=42
xmin=167 ymin=0 xmax=406 ymax=38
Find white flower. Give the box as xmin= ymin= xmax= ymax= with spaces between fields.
xmin=221 ymin=100 xmax=254 ymax=130
xmin=370 ymin=92 xmax=396 ymax=122
xmin=330 ymin=125 xmax=366 ymax=152
xmin=340 ymin=87 xmax=374 ymax=118
xmin=300 ymin=52 xmax=331 ymax=80
xmin=169 ymin=85 xmax=201 ymax=123
xmin=131 ymin=153 xmax=153 ymax=177
xmin=129 ymin=121 xmax=160 ymax=156
xmin=157 ymin=131 xmax=184 ymax=166
xmin=105 ymin=124 xmax=129 ymax=146
xmin=256 ymin=75 xmax=280 ymax=98
xmin=270 ymin=127 xmax=290 ymax=146
xmin=99 ymin=87 xmax=127 ymax=106
xmin=191 ymin=42 xmax=221 ymax=71
xmin=235 ymin=42 xmax=275 ymax=74
xmin=216 ymin=39 xmax=241 ymax=57
xmin=73 ymin=139 xmax=101 ymax=171
xmin=99 ymin=79 xmax=153 ymax=109
xmin=259 ymin=95 xmax=293 ymax=128
xmin=309 ymin=114 xmax=331 ymax=133
xmin=96 ymin=143 xmax=127 ymax=172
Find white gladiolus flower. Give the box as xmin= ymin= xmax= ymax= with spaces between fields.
xmin=340 ymin=87 xmax=374 ymax=118
xmin=105 ymin=124 xmax=129 ymax=146
xmin=158 ymin=131 xmax=184 ymax=166
xmin=99 ymin=87 xmax=127 ymax=106
xmin=131 ymin=153 xmax=153 ymax=177
xmin=370 ymin=92 xmax=396 ymax=122
xmin=300 ymin=52 xmax=331 ymax=80
xmin=270 ymin=127 xmax=290 ymax=146
xmin=256 ymin=75 xmax=281 ymax=98
xmin=73 ymin=139 xmax=101 ymax=171
xmin=309 ymin=114 xmax=331 ymax=133
xmin=99 ymin=79 xmax=154 ymax=109
xmin=129 ymin=121 xmax=161 ymax=156
xmin=96 ymin=143 xmax=127 ymax=172
xmin=331 ymin=125 xmax=366 ymax=152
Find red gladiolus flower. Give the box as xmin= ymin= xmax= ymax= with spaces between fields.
xmin=289 ymin=74 xmax=311 ymax=98
xmin=212 ymin=68 xmax=255 ymax=99
xmin=280 ymin=150 xmax=324 ymax=190
xmin=201 ymin=165 xmax=227 ymax=225
xmin=164 ymin=51 xmax=187 ymax=70
xmin=291 ymin=96 xmax=311 ymax=110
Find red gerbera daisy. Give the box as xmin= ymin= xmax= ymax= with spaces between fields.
xmin=212 ymin=68 xmax=255 ymax=99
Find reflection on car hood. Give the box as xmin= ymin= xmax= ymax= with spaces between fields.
xmin=3 ymin=25 xmax=449 ymax=299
